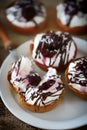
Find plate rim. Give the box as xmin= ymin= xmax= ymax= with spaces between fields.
xmin=0 ymin=37 xmax=87 ymax=130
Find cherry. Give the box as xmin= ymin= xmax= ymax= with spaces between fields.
xmin=27 ymin=72 xmax=41 ymax=86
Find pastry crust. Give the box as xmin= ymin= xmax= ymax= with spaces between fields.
xmin=65 ymin=57 xmax=87 ymax=100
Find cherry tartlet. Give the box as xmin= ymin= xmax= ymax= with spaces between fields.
xmin=56 ymin=0 xmax=87 ymax=34
xmin=65 ymin=56 xmax=87 ymax=99
xmin=30 ymin=30 xmax=77 ymax=71
xmin=7 ymin=56 xmax=65 ymax=112
xmin=5 ymin=0 xmax=47 ymax=34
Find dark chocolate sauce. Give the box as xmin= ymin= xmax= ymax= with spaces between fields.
xmin=21 ymin=73 xmax=64 ymax=106
xmin=35 ymin=31 xmax=72 ymax=67
xmin=77 ymin=58 xmax=87 ymax=78
xmin=30 ymin=78 xmax=64 ymax=106
xmin=11 ymin=58 xmax=22 ymax=76
xmin=68 ymin=57 xmax=87 ymax=86
xmin=33 ymin=92 xmax=53 ymax=105
xmin=63 ymin=0 xmax=87 ymax=26
xmin=39 ymin=80 xmax=55 ymax=91
xmin=16 ymin=59 xmax=21 ymax=76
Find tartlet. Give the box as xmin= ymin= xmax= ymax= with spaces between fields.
xmin=30 ymin=30 xmax=77 ymax=71
xmin=5 ymin=0 xmax=47 ymax=34
xmin=56 ymin=0 xmax=87 ymax=34
xmin=7 ymin=56 xmax=65 ymax=112
xmin=65 ymin=56 xmax=87 ymax=99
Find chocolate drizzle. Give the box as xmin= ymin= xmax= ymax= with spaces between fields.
xmin=68 ymin=57 xmax=87 ymax=86
xmin=39 ymin=80 xmax=55 ymax=91
xmin=23 ymin=76 xmax=64 ymax=106
xmin=11 ymin=58 xmax=22 ymax=77
xmin=35 ymin=31 xmax=73 ymax=67
xmin=63 ymin=0 xmax=87 ymax=26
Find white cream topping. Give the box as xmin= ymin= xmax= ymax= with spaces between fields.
xmin=10 ymin=56 xmax=32 ymax=92
xmin=56 ymin=4 xmax=70 ymax=25
xmin=24 ymin=67 xmax=64 ymax=106
xmin=6 ymin=5 xmax=46 ymax=28
xmin=68 ymin=58 xmax=87 ymax=93
xmin=32 ymin=31 xmax=76 ymax=67
xmin=56 ymin=4 xmax=87 ymax=27
xmin=10 ymin=57 xmax=64 ymax=106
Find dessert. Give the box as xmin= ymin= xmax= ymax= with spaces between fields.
xmin=7 ymin=56 xmax=65 ymax=112
xmin=19 ymin=67 xmax=65 ymax=112
xmin=5 ymin=0 xmax=47 ymax=34
xmin=56 ymin=0 xmax=87 ymax=34
xmin=31 ymin=30 xmax=77 ymax=71
xmin=65 ymin=56 xmax=87 ymax=99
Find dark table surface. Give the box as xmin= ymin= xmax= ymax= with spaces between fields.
xmin=0 ymin=0 xmax=87 ymax=130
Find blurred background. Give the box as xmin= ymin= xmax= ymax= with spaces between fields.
xmin=0 ymin=0 xmax=87 ymax=130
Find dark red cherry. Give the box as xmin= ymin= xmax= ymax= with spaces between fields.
xmin=38 ymin=31 xmax=62 ymax=57
xmin=27 ymin=72 xmax=41 ymax=86
xmin=22 ymin=6 xmax=36 ymax=21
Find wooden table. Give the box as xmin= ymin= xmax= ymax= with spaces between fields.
xmin=0 ymin=0 xmax=87 ymax=130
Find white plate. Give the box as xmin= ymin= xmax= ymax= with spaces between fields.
xmin=0 ymin=37 xmax=87 ymax=130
